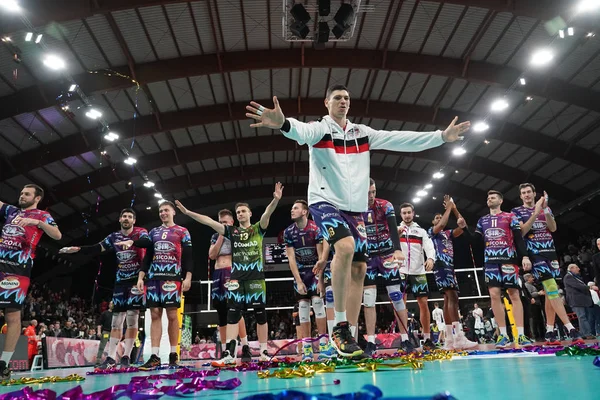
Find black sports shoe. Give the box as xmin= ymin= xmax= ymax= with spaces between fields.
xmin=364 ymin=341 xmax=377 ymax=357
xmin=241 ymin=345 xmax=252 ymax=363
xmin=400 ymin=340 xmax=417 ymax=354
xmin=570 ymin=329 xmax=585 ymax=345
xmin=331 ymin=322 xmax=363 ymax=357
xmin=544 ymin=331 xmax=561 ymax=346
xmin=422 ymin=339 xmax=436 ymax=351
xmin=120 ymin=355 xmax=130 ymax=368
xmin=97 ymin=356 xmax=116 ymax=370
xmin=139 ymin=354 xmax=161 ymax=371
xmin=0 ymin=360 xmax=11 ymax=382
xmin=169 ymin=352 xmax=179 ymax=367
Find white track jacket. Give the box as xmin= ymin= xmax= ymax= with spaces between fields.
xmin=281 ymin=116 xmax=445 ymax=212
xmin=398 ymin=221 xmax=436 ymax=275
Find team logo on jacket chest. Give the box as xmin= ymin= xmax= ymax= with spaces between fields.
xmin=345 ymin=127 xmax=360 ymax=139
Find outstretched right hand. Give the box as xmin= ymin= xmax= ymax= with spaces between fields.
xmin=245 ymin=96 xmax=286 ymax=129
xmin=175 ymin=200 xmax=189 ymax=215
xmin=59 ymin=246 xmax=80 ymax=254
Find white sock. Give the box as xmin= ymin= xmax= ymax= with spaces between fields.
xmin=221 ymin=342 xmax=227 ymax=351
xmin=320 ymin=336 xmax=328 ymax=346
xmin=334 ymin=311 xmax=347 ymax=325
xmin=0 ymin=352 xmax=14 ymax=363
xmin=350 ymin=325 xmax=356 ymax=339
xmin=107 ymin=337 xmax=120 ymax=359
xmin=499 ymin=327 xmax=507 ymax=336
xmin=565 ymin=323 xmax=575 ymax=331
xmin=368 ymin=335 xmax=376 ymax=344
xmin=452 ymin=321 xmax=463 ymax=332
xmin=151 ymin=347 xmax=160 ymax=356
xmin=446 ymin=325 xmax=454 ymax=339
xmin=400 ymin=333 xmax=409 ymax=341
xmin=546 ymin=325 xmax=554 ymax=333
xmin=260 ymin=343 xmax=267 ymax=353
xmin=170 ymin=346 xmax=177 ymax=353
xmin=423 ymin=333 xmax=430 ymax=340
xmin=517 ymin=327 xmax=524 ymax=336
xmin=327 ymin=320 xmax=335 ymax=336
xmin=123 ymin=338 xmax=134 ymax=357
xmin=240 ymin=336 xmax=248 ymax=346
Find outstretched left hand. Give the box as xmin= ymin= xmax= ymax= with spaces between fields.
xmin=443 ymin=117 xmax=470 ymax=142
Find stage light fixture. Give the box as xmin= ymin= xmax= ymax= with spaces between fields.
xmin=452 ymin=147 xmax=467 ymax=156
xmin=103 ymin=132 xmax=119 ymax=141
xmin=432 ymin=172 xmax=444 ymax=179
xmin=473 ymin=122 xmax=489 ymax=132
xmin=490 ymin=99 xmax=509 ymax=112
xmin=85 ymin=108 xmax=102 ymax=119
xmin=332 ymin=3 xmax=354 ymax=38
xmin=124 ymin=157 xmax=137 ymax=165
xmin=530 ymin=49 xmax=554 ymax=67
xmin=318 ymin=0 xmax=330 ymax=16
xmin=154 ymin=192 xmax=163 ymax=198
xmin=416 ymin=190 xmax=428 ymax=197
xmin=520 ymin=78 xmax=526 ymax=85
xmin=68 ymin=84 xmax=77 ymax=92
xmin=25 ymin=32 xmax=32 ymax=41
xmin=424 ymin=184 xmax=433 ymax=189
xmin=35 ymin=34 xmax=43 ymax=43
xmin=43 ymin=54 xmax=65 ymax=70
xmin=144 ymin=181 xmax=155 ymax=188
xmin=412 ymin=197 xmax=422 ymax=203
xmin=1 ymin=0 xmax=20 ymax=12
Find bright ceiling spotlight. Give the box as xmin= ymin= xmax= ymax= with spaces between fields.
xmin=124 ymin=157 xmax=137 ymax=165
xmin=530 ymin=49 xmax=554 ymax=67
xmin=144 ymin=181 xmax=155 ymax=188
xmin=452 ymin=147 xmax=467 ymax=156
xmin=432 ymin=172 xmax=444 ymax=179
xmin=490 ymin=99 xmax=509 ymax=112
xmin=42 ymin=54 xmax=65 ymax=70
xmin=473 ymin=122 xmax=489 ymax=132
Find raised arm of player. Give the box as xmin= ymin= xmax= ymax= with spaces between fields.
xmin=175 ymin=200 xmax=225 ymax=235
xmin=433 ymin=195 xmax=454 ymax=235
xmin=260 ymin=182 xmax=283 ymax=230
xmin=542 ymin=191 xmax=557 ymax=233
xmin=521 ymin=196 xmax=545 ymax=236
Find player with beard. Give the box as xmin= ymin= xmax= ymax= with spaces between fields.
xmin=511 ymin=184 xmax=583 ymax=345
xmin=466 ymin=190 xmax=533 ymax=348
xmin=362 ymin=179 xmax=406 ymax=356
xmin=60 ymin=208 xmax=151 ymax=369
xmin=284 ymin=200 xmax=334 ymax=361
xmin=208 ymin=209 xmax=250 ymax=361
xmin=245 ymin=85 xmax=469 ymax=357
xmin=175 ymin=183 xmax=282 ymax=365
xmin=428 ymin=196 xmax=477 ymax=350
xmin=137 ymin=201 xmax=193 ymax=370
xmin=398 ymin=203 xmax=436 ymax=350
xmin=0 ymin=185 xmax=62 ymax=380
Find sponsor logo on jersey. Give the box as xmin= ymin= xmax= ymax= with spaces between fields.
xmin=234 ymin=241 xmax=258 ymax=248
xmin=130 ymin=286 xmax=143 ymax=295
xmin=155 ymin=241 xmax=176 ymax=252
xmin=2 ymin=225 xmax=25 ymax=237
xmin=532 ymin=221 xmax=546 ymax=230
xmin=225 ymin=280 xmax=239 ymax=291
xmin=551 ymin=260 xmax=559 ymax=270
xmin=501 ymin=264 xmax=515 ymax=274
xmin=416 ymin=275 xmax=427 ymax=283
xmin=356 ymin=224 xmax=367 ymax=238
xmin=162 ymin=282 xmax=178 ymax=292
xmin=249 ymin=282 xmax=263 ymax=290
xmin=116 ymin=250 xmax=137 ymax=262
xmin=0 ymin=277 xmax=20 ymax=290
xmin=485 ymin=228 xmax=505 ymax=239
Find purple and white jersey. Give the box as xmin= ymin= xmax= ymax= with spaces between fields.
xmin=475 ymin=212 xmax=521 ymax=263
xmin=147 ymin=225 xmax=192 ymax=280
xmin=428 ymin=228 xmax=454 ymax=267
xmin=511 ymin=205 xmax=557 ymax=260
xmin=284 ymin=220 xmax=323 ymax=269
xmin=362 ymin=198 xmax=395 ymax=257
xmin=102 ymin=227 xmax=149 ymax=284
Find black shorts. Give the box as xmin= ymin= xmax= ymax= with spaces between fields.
xmin=146 ymin=280 xmax=181 ymax=309
xmin=0 ymin=272 xmax=29 ymax=309
xmin=484 ymin=263 xmax=519 ymax=289
xmin=112 ymin=283 xmax=146 ymax=312
xmin=407 ymin=274 xmax=429 ymax=297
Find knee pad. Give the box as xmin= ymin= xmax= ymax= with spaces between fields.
xmin=254 ymin=307 xmax=267 ymax=325
xmin=386 ymin=285 xmax=405 ymax=312
xmin=298 ymin=301 xmax=310 ymax=324
xmin=125 ymin=310 xmax=138 ymax=329
xmin=363 ymin=287 xmax=377 ymax=308
xmin=227 ymin=307 xmax=243 ymax=325
xmin=542 ymin=278 xmax=560 ymax=299
xmin=216 ymin=302 xmax=228 ymax=327
xmin=325 ymin=286 xmax=334 ymax=309
xmin=111 ymin=312 xmax=126 ymax=330
xmin=311 ymin=297 xmax=326 ymax=319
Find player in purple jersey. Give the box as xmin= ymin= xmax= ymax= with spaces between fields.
xmin=0 ymin=185 xmax=61 ymax=381
xmin=362 ymin=179 xmax=406 ymax=356
xmin=467 ymin=190 xmax=533 ymax=348
xmin=208 ymin=209 xmax=249 ymax=361
xmin=137 ymin=201 xmax=193 ymax=370
xmin=512 ymin=183 xmax=583 ymax=345
xmin=428 ymin=196 xmax=477 ymax=350
xmin=60 ymin=208 xmax=152 ymax=369
xmin=284 ymin=200 xmax=334 ymax=360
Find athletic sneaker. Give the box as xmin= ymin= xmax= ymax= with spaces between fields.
xmin=97 ymin=356 xmax=116 ymax=370
xmin=544 ymin=331 xmax=561 ymax=346
xmin=517 ymin=335 xmax=533 ymax=346
xmin=211 ymin=350 xmax=235 ymax=367
xmin=0 ymin=360 xmax=11 ymax=382
xmin=364 ymin=342 xmax=377 ymax=357
xmin=569 ymin=329 xmax=585 ymax=345
xmin=331 ymin=322 xmax=363 ymax=357
xmin=168 ymin=352 xmax=179 ymax=367
xmin=495 ymin=334 xmax=511 ymax=348
xmin=241 ymin=345 xmax=252 ymax=363
xmin=442 ymin=338 xmax=454 ymax=351
xmin=302 ymin=345 xmax=313 ymax=362
xmin=259 ymin=350 xmax=271 ymax=362
xmin=318 ymin=342 xmax=336 ymax=360
xmin=422 ymin=339 xmax=436 ymax=351
xmin=453 ymin=334 xmax=478 ymax=350
xmin=400 ymin=340 xmax=417 ymax=354
xmin=139 ymin=354 xmax=161 ymax=371
xmin=120 ymin=355 xmax=130 ymax=368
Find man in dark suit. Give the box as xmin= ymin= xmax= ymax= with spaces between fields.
xmin=564 ymin=264 xmax=596 ymax=337
xmin=592 ymin=238 xmax=600 ymax=286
